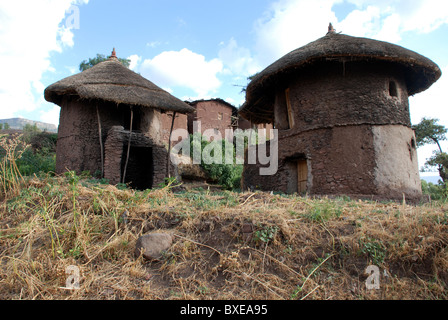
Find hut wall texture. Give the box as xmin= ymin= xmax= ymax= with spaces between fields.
xmin=56 ymin=97 xmax=121 ymax=175
xmin=160 ymin=112 xmax=188 ymax=146
xmin=187 ymin=100 xmax=234 ymax=140
xmin=242 ymin=61 xmax=421 ymax=201
xmin=56 ymin=97 xmax=177 ymax=187
xmin=242 ymin=124 xmax=421 ymax=200
xmin=274 ymin=62 xmax=410 ymax=133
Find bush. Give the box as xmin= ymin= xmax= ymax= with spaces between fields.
xmin=421 ymin=179 xmax=447 ymax=201
xmin=16 ymin=148 xmax=56 ymax=176
xmin=185 ymin=133 xmax=243 ymax=190
xmin=13 ymin=127 xmax=57 ymax=177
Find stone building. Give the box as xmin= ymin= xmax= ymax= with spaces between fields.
xmin=44 ymin=49 xmax=194 ymax=190
xmin=187 ymin=98 xmax=273 ymax=140
xmin=187 ymin=99 xmax=239 ymax=141
xmin=239 ymin=26 xmax=441 ymax=201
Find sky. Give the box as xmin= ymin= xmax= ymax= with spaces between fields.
xmin=1 ymin=0 xmax=448 ymax=177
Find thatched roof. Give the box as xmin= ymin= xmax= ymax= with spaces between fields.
xmin=239 ymin=31 xmax=442 ymax=123
xmin=187 ymin=98 xmax=238 ymax=113
xmin=44 ymin=50 xmax=194 ymax=114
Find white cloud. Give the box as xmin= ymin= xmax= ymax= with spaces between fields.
xmin=218 ymin=38 xmax=261 ymax=77
xmin=140 ymin=48 xmax=223 ymax=97
xmin=127 ymin=54 xmax=141 ymax=71
xmin=253 ymin=0 xmax=339 ymax=65
xmin=0 ymin=0 xmax=88 ymax=122
xmin=253 ymin=0 xmax=448 ymax=66
xmin=225 ymin=97 xmax=235 ymax=105
xmin=40 ymin=105 xmax=61 ymax=126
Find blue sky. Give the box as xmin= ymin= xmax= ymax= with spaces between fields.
xmin=1 ymin=0 xmax=448 ymax=177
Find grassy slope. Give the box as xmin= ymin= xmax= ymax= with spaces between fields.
xmin=0 ymin=175 xmax=447 ymax=300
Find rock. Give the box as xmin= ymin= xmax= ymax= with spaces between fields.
xmin=134 ymin=233 xmax=173 ymax=260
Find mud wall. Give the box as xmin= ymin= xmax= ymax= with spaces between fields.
xmin=187 ymin=100 xmax=234 ymax=140
xmin=242 ymin=124 xmax=422 ymax=201
xmin=56 ymin=97 xmax=123 ymax=175
xmin=274 ymin=61 xmax=411 ymax=134
xmin=56 ymin=96 xmax=181 ymax=183
xmin=372 ymin=125 xmax=421 ymax=200
xmin=159 ymin=112 xmax=188 ymax=146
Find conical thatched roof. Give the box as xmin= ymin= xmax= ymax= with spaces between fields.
xmin=239 ymin=30 xmax=442 ymax=123
xmin=44 ymin=50 xmax=194 ymax=114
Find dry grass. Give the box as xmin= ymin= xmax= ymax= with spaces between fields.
xmin=0 ymin=174 xmax=447 ymax=300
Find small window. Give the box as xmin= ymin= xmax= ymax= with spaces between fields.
xmin=285 ymin=88 xmax=294 ymax=128
xmin=389 ymin=81 xmax=398 ymax=97
xmin=275 ymin=88 xmax=294 ymax=130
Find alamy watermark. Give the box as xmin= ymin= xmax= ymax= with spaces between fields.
xmin=170 ymin=122 xmax=279 ymax=176
xmin=365 ymin=265 xmax=380 ymax=290
xmin=61 ymin=265 xmax=80 ymax=290
xmin=365 ymin=265 xmax=390 ymax=290
xmin=64 ymin=5 xmax=80 ymax=30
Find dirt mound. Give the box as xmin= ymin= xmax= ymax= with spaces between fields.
xmin=0 ymin=175 xmax=447 ymax=300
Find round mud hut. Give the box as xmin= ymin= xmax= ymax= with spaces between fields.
xmin=239 ymin=25 xmax=441 ymax=201
xmin=44 ymin=49 xmax=194 ymax=190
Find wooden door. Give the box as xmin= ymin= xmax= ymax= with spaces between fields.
xmin=297 ymin=160 xmax=308 ymax=194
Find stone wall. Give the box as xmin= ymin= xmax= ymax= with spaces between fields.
xmin=104 ymin=126 xmax=174 ymax=189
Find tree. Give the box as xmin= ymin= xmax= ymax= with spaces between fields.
xmin=412 ymin=117 xmax=447 ymax=152
xmin=413 ymin=117 xmax=448 ymax=183
xmin=3 ymin=123 xmax=10 ymax=130
xmin=79 ymin=53 xmax=131 ymax=71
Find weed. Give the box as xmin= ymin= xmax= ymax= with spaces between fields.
xmin=253 ymin=225 xmax=278 ymax=244
xmin=302 ymin=200 xmax=343 ymax=223
xmin=359 ymin=236 xmax=387 ymax=265
xmin=0 ymin=134 xmax=28 ymax=197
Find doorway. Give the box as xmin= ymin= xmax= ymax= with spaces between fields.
xmin=297 ymin=159 xmax=308 ymax=194
xmin=285 ymin=157 xmax=309 ymax=194
xmin=121 ymin=145 xmax=153 ymax=190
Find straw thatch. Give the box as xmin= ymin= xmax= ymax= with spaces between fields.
xmin=240 ymin=32 xmax=442 ymax=123
xmin=44 ymin=55 xmax=194 ymax=114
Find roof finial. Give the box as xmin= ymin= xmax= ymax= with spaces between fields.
xmin=111 ymin=47 xmax=117 ymax=58
xmin=327 ymin=23 xmax=336 ymax=34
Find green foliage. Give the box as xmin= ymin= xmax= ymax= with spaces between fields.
xmin=3 ymin=123 xmax=10 ymax=130
xmin=302 ymin=200 xmax=343 ymax=223
xmin=187 ymin=133 xmax=243 ymax=190
xmin=79 ymin=53 xmax=131 ymax=71
xmin=253 ymin=225 xmax=278 ymax=244
xmin=413 ymin=117 xmax=448 ymax=184
xmin=412 ymin=117 xmax=447 ymax=151
xmin=15 ymin=128 xmax=56 ymax=177
xmin=424 ymin=152 xmax=448 ymax=183
xmin=421 ymin=179 xmax=447 ymax=201
xmin=16 ymin=149 xmax=55 ymax=176
xmin=359 ymin=236 xmax=386 ymax=265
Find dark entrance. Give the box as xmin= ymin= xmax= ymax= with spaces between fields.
xmin=121 ymin=145 xmax=153 ymax=190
